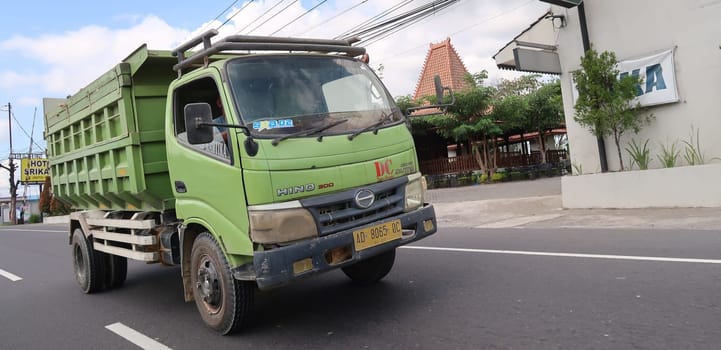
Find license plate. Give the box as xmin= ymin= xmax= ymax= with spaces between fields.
xmin=353 ymin=220 xmax=403 ymax=251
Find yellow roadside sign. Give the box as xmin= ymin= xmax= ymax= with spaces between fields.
xmin=21 ymin=158 xmax=49 ymax=183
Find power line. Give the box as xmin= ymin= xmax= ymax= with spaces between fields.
xmin=376 ymin=0 xmax=535 ymax=61
xmin=347 ymin=0 xmax=459 ymax=44
xmin=245 ymin=0 xmax=301 ymax=35
xmin=237 ymin=0 xmax=286 ymax=34
xmin=362 ymin=1 xmax=458 ymax=47
xmin=335 ymin=0 xmax=413 ymax=39
xmin=270 ymin=0 xmax=329 ymax=36
xmin=10 ymin=111 xmax=44 ymax=151
xmin=217 ymin=0 xmax=255 ymax=30
xmin=341 ymin=0 xmax=456 ymax=39
xmin=297 ymin=0 xmax=369 ymax=36
xmin=199 ymin=0 xmax=242 ymax=33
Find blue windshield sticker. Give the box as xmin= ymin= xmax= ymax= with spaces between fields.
xmin=253 ymin=119 xmax=294 ymax=131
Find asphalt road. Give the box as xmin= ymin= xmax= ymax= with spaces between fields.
xmin=2 ymin=223 xmax=721 ymax=349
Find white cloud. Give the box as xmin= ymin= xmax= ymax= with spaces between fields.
xmin=1 ymin=16 xmax=189 ymax=95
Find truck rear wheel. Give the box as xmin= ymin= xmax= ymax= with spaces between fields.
xmin=71 ymin=228 xmax=106 ymax=293
xmin=190 ymin=232 xmax=254 ymax=335
xmin=342 ymin=249 xmax=396 ymax=285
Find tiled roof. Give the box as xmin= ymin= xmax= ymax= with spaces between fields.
xmin=412 ymin=37 xmax=471 ymax=101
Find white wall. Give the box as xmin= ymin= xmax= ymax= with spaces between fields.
xmin=552 ymin=0 xmax=721 ymax=174
xmin=563 ymin=163 xmax=721 ymax=208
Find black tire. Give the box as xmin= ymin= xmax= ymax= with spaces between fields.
xmin=190 ymin=232 xmax=254 ymax=335
xmin=342 ymin=249 xmax=396 ymax=285
xmin=71 ymin=228 xmax=106 ymax=293
xmin=104 ymin=254 xmax=127 ymax=289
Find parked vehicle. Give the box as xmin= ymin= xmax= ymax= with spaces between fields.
xmin=43 ymin=30 xmax=449 ymax=334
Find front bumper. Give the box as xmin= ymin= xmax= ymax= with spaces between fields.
xmin=249 ymin=204 xmax=436 ymax=290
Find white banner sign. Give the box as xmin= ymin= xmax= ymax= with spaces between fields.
xmin=571 ymin=48 xmax=679 ymax=107
xmin=617 ymin=49 xmax=678 ymax=107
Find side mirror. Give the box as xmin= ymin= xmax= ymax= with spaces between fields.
xmin=184 ymin=103 xmax=214 ymax=144
xmin=404 ymin=76 xmax=455 ymax=116
xmin=434 ymin=75 xmax=444 ymax=103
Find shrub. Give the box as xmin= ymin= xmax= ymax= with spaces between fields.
xmin=682 ymin=126 xmax=706 ymax=165
xmin=491 ymin=173 xmax=506 ymax=182
xmin=626 ymin=138 xmax=652 ymax=170
xmin=29 ymin=214 xmax=42 ymax=224
xmin=657 ymin=141 xmax=680 ymax=168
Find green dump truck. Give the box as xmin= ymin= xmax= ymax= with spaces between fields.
xmin=43 ymin=30 xmax=448 ymax=334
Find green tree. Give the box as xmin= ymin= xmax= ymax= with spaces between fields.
xmin=489 ymin=94 xmax=528 ymax=151
xmin=525 ymin=81 xmax=564 ymax=163
xmin=394 ymin=94 xmax=420 ymax=115
xmin=572 ymin=49 xmax=652 ymax=171
xmin=495 ymin=74 xmax=542 ymax=98
xmin=425 ymin=71 xmax=500 ymax=176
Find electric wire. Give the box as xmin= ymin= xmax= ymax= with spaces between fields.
xmin=341 ymin=0 xmax=457 ymax=40
xmin=348 ymin=0 xmax=459 ymax=45
xmin=245 ymin=0 xmax=300 ymax=35
xmin=362 ymin=1 xmax=458 ymax=47
xmin=335 ymin=0 xmax=414 ymax=39
xmin=297 ymin=0 xmax=369 ymax=36
xmin=199 ymin=0 xmax=241 ymax=33
xmin=376 ymin=0 xmax=535 ymax=61
xmin=236 ymin=0 xmax=286 ymax=34
xmin=216 ymin=0 xmax=255 ymax=30
xmin=270 ymin=0 xmax=329 ymax=36
xmin=10 ymin=112 xmax=44 ymax=151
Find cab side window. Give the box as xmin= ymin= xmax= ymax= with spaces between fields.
xmin=173 ymin=77 xmax=231 ymax=162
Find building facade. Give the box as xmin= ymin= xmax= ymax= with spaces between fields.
xmin=495 ymin=0 xmax=721 ymax=208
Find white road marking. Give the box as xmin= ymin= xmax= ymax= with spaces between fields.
xmin=0 ymin=229 xmax=65 ymax=233
xmin=0 ymin=268 xmax=23 ymax=281
xmin=401 ymin=246 xmax=721 ymax=265
xmin=105 ymin=322 xmax=172 ymax=350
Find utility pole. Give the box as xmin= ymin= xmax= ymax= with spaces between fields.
xmin=0 ymin=103 xmax=18 ymax=224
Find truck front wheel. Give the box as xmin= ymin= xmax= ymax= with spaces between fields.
xmin=342 ymin=249 xmax=396 ymax=285
xmin=190 ymin=232 xmax=254 ymax=335
xmin=104 ymin=254 xmax=127 ymax=289
xmin=71 ymin=228 xmax=106 ymax=293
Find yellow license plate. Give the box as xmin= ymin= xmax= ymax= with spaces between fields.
xmin=353 ymin=220 xmax=403 ymax=251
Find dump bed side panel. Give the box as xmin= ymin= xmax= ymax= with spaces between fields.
xmin=44 ymin=47 xmax=177 ymax=211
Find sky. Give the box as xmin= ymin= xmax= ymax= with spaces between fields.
xmin=0 ymin=0 xmax=550 ymax=198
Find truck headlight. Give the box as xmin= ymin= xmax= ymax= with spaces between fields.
xmin=404 ymin=172 xmax=426 ymax=212
xmin=248 ymin=202 xmax=318 ymax=244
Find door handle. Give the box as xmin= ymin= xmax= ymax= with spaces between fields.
xmin=175 ymin=181 xmax=187 ymax=193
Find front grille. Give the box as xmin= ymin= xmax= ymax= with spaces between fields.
xmin=301 ymin=177 xmax=407 ymax=236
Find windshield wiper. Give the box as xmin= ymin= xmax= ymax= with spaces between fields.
xmin=271 ymin=119 xmax=348 ymax=146
xmin=347 ymin=111 xmax=397 ymax=141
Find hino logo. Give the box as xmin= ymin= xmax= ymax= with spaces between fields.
xmin=277 ymin=183 xmax=316 ymax=197
xmin=354 ymin=189 xmax=375 ymax=209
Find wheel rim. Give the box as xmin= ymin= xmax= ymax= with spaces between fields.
xmin=73 ymin=244 xmax=86 ymax=281
xmin=196 ymin=255 xmax=222 ymax=314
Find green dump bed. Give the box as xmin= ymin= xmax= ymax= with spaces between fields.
xmin=43 ymin=45 xmax=178 ymax=211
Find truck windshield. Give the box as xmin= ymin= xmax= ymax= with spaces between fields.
xmin=226 ymin=56 xmax=403 ymax=137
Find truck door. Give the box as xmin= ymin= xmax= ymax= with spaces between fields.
xmin=167 ymin=76 xmax=253 ymax=256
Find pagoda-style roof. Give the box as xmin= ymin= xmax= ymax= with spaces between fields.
xmin=412 ymin=37 xmax=470 ymax=101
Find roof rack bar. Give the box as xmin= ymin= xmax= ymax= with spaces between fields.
xmin=172 ymin=29 xmax=219 ymax=60
xmin=172 ymin=39 xmax=366 ymax=72
xmin=221 ymin=35 xmax=360 ymax=46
